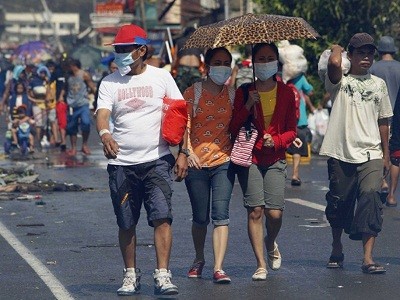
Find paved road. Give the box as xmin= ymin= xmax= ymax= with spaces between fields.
xmin=0 ymin=121 xmax=399 ymax=300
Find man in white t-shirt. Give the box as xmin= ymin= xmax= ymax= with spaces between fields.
xmin=319 ymin=33 xmax=392 ymax=274
xmin=96 ymin=24 xmax=188 ymax=296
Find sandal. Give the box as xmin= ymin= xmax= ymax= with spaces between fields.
xmin=267 ymin=242 xmax=282 ymax=270
xmin=291 ymin=178 xmax=301 ymax=186
xmin=81 ymin=146 xmax=91 ymax=155
xmin=252 ymin=268 xmax=268 ymax=281
xmin=361 ymin=263 xmax=386 ymax=274
xmin=66 ymin=149 xmax=77 ymax=156
xmin=326 ymin=253 xmax=344 ymax=269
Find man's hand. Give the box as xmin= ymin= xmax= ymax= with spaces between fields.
xmin=101 ymin=133 xmax=119 ymax=159
xmin=174 ymin=154 xmax=188 ymax=182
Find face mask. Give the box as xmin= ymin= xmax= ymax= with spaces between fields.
xmin=113 ymin=48 xmax=141 ymax=76
xmin=254 ymin=60 xmax=278 ymax=81
xmin=208 ymin=66 xmax=232 ymax=85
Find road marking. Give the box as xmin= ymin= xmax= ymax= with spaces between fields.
xmin=0 ymin=220 xmax=74 ymax=300
xmin=286 ymin=198 xmax=330 ymax=227
xmin=286 ymin=198 xmax=326 ymax=212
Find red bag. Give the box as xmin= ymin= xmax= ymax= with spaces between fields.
xmin=162 ymin=97 xmax=188 ymax=146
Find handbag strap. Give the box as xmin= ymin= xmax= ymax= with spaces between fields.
xmin=193 ymin=81 xmax=235 ymax=117
xmin=241 ymin=83 xmax=252 ymax=132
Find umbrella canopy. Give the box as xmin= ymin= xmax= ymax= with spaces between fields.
xmin=183 ymin=13 xmax=320 ymax=49
xmin=13 ymin=41 xmax=54 ymax=64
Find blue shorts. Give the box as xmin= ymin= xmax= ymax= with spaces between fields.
xmin=107 ymin=154 xmax=175 ymax=229
xmin=184 ymin=162 xmax=234 ymax=226
xmin=66 ymin=104 xmax=91 ymax=135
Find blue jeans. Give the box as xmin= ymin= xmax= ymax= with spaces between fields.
xmin=185 ymin=162 xmax=234 ymax=226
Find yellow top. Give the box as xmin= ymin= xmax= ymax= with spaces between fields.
xmin=260 ymin=85 xmax=277 ymax=129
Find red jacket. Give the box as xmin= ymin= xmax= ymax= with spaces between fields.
xmin=229 ymin=81 xmax=297 ymax=167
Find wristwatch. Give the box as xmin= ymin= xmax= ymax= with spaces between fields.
xmin=179 ymin=148 xmax=190 ymax=157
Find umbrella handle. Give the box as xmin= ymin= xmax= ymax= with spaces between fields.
xmin=251 ymin=44 xmax=257 ymax=119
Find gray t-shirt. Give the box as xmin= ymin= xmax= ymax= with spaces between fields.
xmin=369 ymin=59 xmax=400 ymax=110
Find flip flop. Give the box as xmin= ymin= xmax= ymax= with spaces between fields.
xmin=291 ymin=178 xmax=301 ymax=186
xmin=327 ymin=253 xmax=344 ymax=269
xmin=361 ymin=263 xmax=386 ymax=274
xmin=386 ymin=201 xmax=398 ymax=207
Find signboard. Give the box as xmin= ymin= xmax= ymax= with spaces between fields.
xmin=96 ymin=3 xmax=124 ymax=15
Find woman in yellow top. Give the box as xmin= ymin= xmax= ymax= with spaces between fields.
xmin=182 ymin=47 xmax=235 ymax=284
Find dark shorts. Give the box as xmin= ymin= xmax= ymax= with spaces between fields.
xmin=286 ymin=126 xmax=312 ymax=157
xmin=107 ymin=154 xmax=175 ymax=229
xmin=390 ymin=150 xmax=400 ymax=166
xmin=324 ymin=158 xmax=383 ymax=240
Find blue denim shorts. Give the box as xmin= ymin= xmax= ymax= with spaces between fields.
xmin=66 ymin=104 xmax=91 ymax=135
xmin=184 ymin=162 xmax=234 ymax=226
xmin=107 ymin=154 xmax=175 ymax=229
xmin=236 ymin=160 xmax=287 ymax=209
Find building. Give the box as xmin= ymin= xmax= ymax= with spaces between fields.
xmin=3 ymin=12 xmax=79 ymax=44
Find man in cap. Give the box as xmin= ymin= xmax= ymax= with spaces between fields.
xmin=96 ymin=24 xmax=188 ymax=296
xmin=319 ymin=33 xmax=392 ymax=274
xmin=369 ymin=35 xmax=400 ymax=207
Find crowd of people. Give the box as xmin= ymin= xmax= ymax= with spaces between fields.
xmin=0 ymin=57 xmax=96 ymax=155
xmin=1 ymin=23 xmax=399 ymax=297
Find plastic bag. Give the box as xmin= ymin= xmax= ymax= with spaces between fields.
xmin=162 ymin=97 xmax=188 ymax=146
xmin=314 ymin=109 xmax=329 ymax=136
xmin=318 ymin=49 xmax=351 ymax=81
xmin=309 ymin=109 xmax=329 ymax=153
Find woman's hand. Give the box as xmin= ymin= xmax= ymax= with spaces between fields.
xmin=187 ymin=152 xmax=202 ymax=169
xmin=263 ymin=133 xmax=274 ymax=148
xmin=245 ymin=90 xmax=260 ymax=110
xmin=292 ymin=137 xmax=303 ymax=148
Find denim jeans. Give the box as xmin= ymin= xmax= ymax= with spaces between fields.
xmin=185 ymin=162 xmax=234 ymax=226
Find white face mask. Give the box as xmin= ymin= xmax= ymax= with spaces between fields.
xmin=113 ymin=48 xmax=141 ymax=76
xmin=208 ymin=66 xmax=232 ymax=85
xmin=254 ymin=60 xmax=278 ymax=81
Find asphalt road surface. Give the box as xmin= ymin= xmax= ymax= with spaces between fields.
xmin=0 ymin=121 xmax=399 ymax=300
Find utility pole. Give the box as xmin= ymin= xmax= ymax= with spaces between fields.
xmin=224 ymin=0 xmax=229 ymax=20
xmin=139 ymin=0 xmax=147 ymax=31
xmin=40 ymin=0 xmax=64 ymax=53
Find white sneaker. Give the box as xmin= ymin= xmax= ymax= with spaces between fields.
xmin=117 ymin=268 xmax=141 ymax=296
xmin=153 ymin=268 xmax=178 ymax=295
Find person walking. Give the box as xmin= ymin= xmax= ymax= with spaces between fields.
xmin=229 ymin=43 xmax=297 ymax=280
xmin=388 ymin=88 xmax=400 ymax=207
xmin=62 ymin=58 xmax=96 ymax=156
xmin=96 ymin=24 xmax=187 ymax=296
xmin=182 ymin=47 xmax=235 ymax=284
xmin=369 ymin=35 xmax=400 ymax=207
xmin=320 ymin=33 xmax=392 ymax=274
xmin=171 ymin=27 xmax=203 ymax=93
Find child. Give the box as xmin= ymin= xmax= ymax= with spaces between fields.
xmin=11 ymin=104 xmax=35 ymax=153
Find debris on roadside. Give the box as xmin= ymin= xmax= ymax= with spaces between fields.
xmin=0 ymin=162 xmax=92 ymax=200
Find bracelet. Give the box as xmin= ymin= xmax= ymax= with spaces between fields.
xmin=178 ymin=148 xmax=190 ymax=157
xmin=99 ymin=129 xmax=111 ymax=137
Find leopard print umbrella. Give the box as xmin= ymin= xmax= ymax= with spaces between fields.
xmin=183 ymin=13 xmax=320 ymax=49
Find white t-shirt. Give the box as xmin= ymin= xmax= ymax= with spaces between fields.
xmin=319 ymin=73 xmax=393 ymax=163
xmin=96 ymin=65 xmax=183 ymax=165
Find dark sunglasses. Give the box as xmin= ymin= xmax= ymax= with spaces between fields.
xmin=114 ymin=45 xmax=141 ymax=54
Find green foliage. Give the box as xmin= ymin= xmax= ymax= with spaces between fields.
xmin=253 ymin=0 xmax=400 ymax=103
